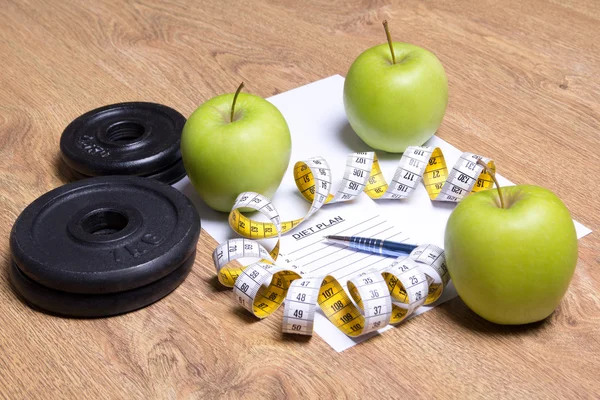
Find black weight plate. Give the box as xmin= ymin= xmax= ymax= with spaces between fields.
xmin=70 ymin=158 xmax=187 ymax=185
xmin=60 ymin=102 xmax=186 ymax=180
xmin=10 ymin=176 xmax=200 ymax=294
xmin=137 ymin=158 xmax=187 ymax=184
xmin=9 ymin=251 xmax=195 ymax=318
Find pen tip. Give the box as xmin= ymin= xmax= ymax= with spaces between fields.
xmin=325 ymin=235 xmax=344 ymax=241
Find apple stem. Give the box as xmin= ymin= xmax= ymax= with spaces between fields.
xmin=382 ymin=20 xmax=396 ymax=64
xmin=477 ymin=159 xmax=505 ymax=209
xmin=230 ymin=82 xmax=244 ymax=123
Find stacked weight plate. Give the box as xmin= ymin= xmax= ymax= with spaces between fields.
xmin=60 ymin=102 xmax=187 ymax=184
xmin=9 ymin=176 xmax=200 ymax=317
xmin=10 ymin=102 xmax=200 ymax=317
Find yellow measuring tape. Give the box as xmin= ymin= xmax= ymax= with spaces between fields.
xmin=213 ymin=146 xmax=495 ymax=336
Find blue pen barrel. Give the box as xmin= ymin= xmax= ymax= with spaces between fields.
xmin=349 ymin=236 xmax=417 ymax=257
xmin=381 ymin=240 xmax=418 ymax=256
xmin=350 ymin=236 xmax=382 ymax=253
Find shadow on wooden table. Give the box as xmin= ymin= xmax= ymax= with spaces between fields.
xmin=203 ymin=275 xmax=235 ymax=292
xmin=438 ymin=297 xmax=550 ymax=335
xmin=281 ymin=332 xmax=312 ymax=343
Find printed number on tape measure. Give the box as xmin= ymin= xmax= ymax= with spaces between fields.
xmin=213 ymin=146 xmax=493 ymax=337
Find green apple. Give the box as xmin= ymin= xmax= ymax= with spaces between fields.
xmin=444 ymin=172 xmax=578 ymax=324
xmin=181 ymin=83 xmax=291 ymax=212
xmin=343 ymin=21 xmax=448 ymax=153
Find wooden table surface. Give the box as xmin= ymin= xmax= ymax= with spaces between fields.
xmin=1 ymin=0 xmax=599 ymax=398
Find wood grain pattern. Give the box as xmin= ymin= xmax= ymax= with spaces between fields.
xmin=1 ymin=0 xmax=599 ymax=398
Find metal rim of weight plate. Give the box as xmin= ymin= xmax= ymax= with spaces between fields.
xmin=59 ymin=102 xmax=187 ymax=184
xmin=9 ymin=176 xmax=201 ymax=317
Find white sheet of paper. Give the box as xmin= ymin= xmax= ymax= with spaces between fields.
xmin=173 ymin=75 xmax=593 ymax=352
xmin=275 ymin=205 xmax=460 ymax=352
xmin=277 ymin=210 xmax=407 ymax=284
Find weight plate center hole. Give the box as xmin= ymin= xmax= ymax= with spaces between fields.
xmin=81 ymin=209 xmax=129 ymax=235
xmin=105 ymin=121 xmax=146 ymax=145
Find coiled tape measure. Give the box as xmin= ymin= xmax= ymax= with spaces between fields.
xmin=213 ymin=146 xmax=495 ymax=337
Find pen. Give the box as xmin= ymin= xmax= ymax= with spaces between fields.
xmin=324 ymin=235 xmax=418 ymax=257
